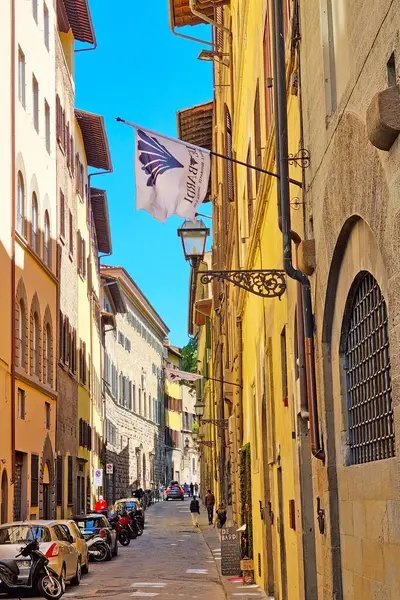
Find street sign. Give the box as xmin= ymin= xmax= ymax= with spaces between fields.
xmin=106 ymin=463 xmax=114 ymax=475
xmin=221 ymin=525 xmax=241 ymax=576
xmin=94 ymin=468 xmax=103 ymax=487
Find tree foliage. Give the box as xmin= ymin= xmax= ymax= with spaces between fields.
xmin=181 ymin=337 xmax=198 ymax=373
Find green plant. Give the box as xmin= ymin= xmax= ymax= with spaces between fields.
xmin=239 ymin=443 xmax=253 ymax=559
xmin=181 ymin=338 xmax=198 ymax=373
xmin=192 ymin=420 xmax=199 ymax=433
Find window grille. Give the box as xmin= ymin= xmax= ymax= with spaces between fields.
xmin=345 ymin=273 xmax=395 ymax=465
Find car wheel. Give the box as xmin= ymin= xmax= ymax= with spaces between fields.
xmin=70 ymin=559 xmax=81 ymax=586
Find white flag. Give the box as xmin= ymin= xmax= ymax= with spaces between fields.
xmin=164 ymin=367 xmax=203 ymax=383
xmin=134 ymin=126 xmax=211 ymax=223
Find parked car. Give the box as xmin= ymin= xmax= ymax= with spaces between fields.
xmin=72 ymin=515 xmax=118 ymax=559
xmin=113 ymin=498 xmax=145 ymax=528
xmin=58 ymin=520 xmax=89 ymax=575
xmin=0 ymin=521 xmax=81 ymax=587
xmin=165 ymin=484 xmax=184 ymax=501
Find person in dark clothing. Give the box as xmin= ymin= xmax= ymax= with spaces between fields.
xmin=190 ymin=496 xmax=200 ymax=527
xmin=205 ymin=489 xmax=215 ymax=525
xmin=189 ymin=482 xmax=194 ymax=497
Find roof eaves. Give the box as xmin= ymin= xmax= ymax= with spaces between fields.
xmin=90 ymin=188 xmax=112 ymax=255
xmin=75 ymin=109 xmax=112 ymax=171
xmin=62 ymin=0 xmax=96 ymax=44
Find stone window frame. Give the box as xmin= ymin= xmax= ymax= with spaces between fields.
xmin=15 ymin=278 xmax=28 ymax=370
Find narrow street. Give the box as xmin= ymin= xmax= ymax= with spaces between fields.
xmin=55 ymin=501 xmax=266 ymax=600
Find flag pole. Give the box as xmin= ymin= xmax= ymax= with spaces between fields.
xmin=116 ymin=117 xmax=302 ymax=188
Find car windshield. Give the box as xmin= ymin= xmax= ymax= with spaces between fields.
xmin=76 ymin=518 xmax=106 ymax=530
xmin=0 ymin=526 xmax=51 ymax=544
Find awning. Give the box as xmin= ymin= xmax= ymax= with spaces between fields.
xmin=59 ymin=0 xmax=96 ymax=44
xmin=177 ymin=101 xmax=213 ymax=150
xmin=75 ymin=109 xmax=112 ymax=171
xmin=169 ymin=0 xmax=228 ymax=28
xmin=195 ymin=298 xmax=212 ymax=317
xmin=90 ymin=188 xmax=112 ymax=255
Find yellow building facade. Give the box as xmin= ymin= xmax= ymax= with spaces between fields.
xmin=172 ymin=0 xmax=317 ymax=598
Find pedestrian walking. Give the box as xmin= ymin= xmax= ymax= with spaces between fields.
xmin=194 ymin=482 xmax=199 ymax=495
xmin=205 ymin=489 xmax=215 ymax=525
xmin=184 ymin=482 xmax=189 ymax=496
xmin=190 ymin=495 xmax=200 ymax=527
xmin=189 ymin=482 xmax=194 ymax=497
xmin=214 ymin=502 xmax=227 ymax=538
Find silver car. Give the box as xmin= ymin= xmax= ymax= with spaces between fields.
xmin=0 ymin=521 xmax=81 ymax=587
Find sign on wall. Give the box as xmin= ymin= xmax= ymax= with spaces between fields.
xmin=221 ymin=525 xmax=241 ymax=576
xmin=94 ymin=468 xmax=103 ymax=487
xmin=106 ymin=463 xmax=114 ymax=475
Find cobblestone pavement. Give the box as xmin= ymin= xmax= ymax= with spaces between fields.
xmin=21 ymin=499 xmax=268 ymax=600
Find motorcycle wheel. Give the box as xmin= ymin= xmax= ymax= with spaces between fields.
xmin=37 ymin=573 xmax=64 ymax=600
xmin=118 ymin=531 xmax=130 ymax=546
xmin=92 ymin=543 xmax=108 ymax=562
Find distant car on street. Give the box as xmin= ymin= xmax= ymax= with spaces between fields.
xmin=165 ymin=484 xmax=184 ymax=501
xmin=72 ymin=514 xmax=118 ymax=559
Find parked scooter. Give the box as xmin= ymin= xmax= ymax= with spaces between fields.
xmin=109 ymin=515 xmax=130 ymax=547
xmin=86 ymin=533 xmax=110 ymax=562
xmin=128 ymin=511 xmax=143 ymax=537
xmin=0 ymin=539 xmax=64 ymax=600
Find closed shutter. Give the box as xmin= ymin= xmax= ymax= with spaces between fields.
xmin=224 ymin=106 xmax=234 ymax=202
xmin=254 ymin=81 xmax=262 ymax=191
xmin=31 ymin=454 xmax=39 ymax=507
xmin=56 ymin=456 xmax=63 ymax=506
xmin=67 ymin=455 xmax=73 ymax=505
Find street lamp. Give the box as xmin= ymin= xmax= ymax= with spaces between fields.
xmin=177 ymin=219 xmax=209 ymax=267
xmin=177 ymin=221 xmax=286 ymax=299
xmin=194 ymin=401 xmax=205 ymax=419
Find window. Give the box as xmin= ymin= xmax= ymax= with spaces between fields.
xmin=17 ymin=299 xmax=26 ymax=368
xmin=125 ymin=338 xmax=131 ymax=353
xmin=138 ymin=388 xmax=142 ymax=415
xmin=144 ymin=392 xmax=147 ymax=418
xmin=32 ymin=0 xmax=38 ymax=22
xmin=18 ymin=48 xmax=25 ymax=107
xmin=17 ymin=172 xmax=25 ymax=236
xmin=45 ymin=101 xmax=50 ymax=153
xmin=45 ymin=402 xmax=51 ymax=429
xmin=247 ymin=143 xmax=254 ymax=230
xmin=43 ymin=3 xmax=49 ymax=50
xmin=343 ymin=273 xmax=395 ymax=465
xmin=224 ymin=105 xmax=234 ymax=202
xmin=254 ymin=80 xmax=262 ymax=191
xmin=32 ymin=312 xmax=40 ymax=377
xmin=44 ymin=322 xmax=52 ymax=384
xmin=387 ymin=53 xmax=396 ymax=87
xmin=56 ymin=456 xmax=63 ymax=506
xmin=44 ymin=211 xmax=51 ymax=268
xmin=263 ymin=10 xmax=273 ymax=136
xmin=67 ymin=456 xmax=73 ymax=505
xmin=79 ymin=340 xmax=86 ymax=385
xmin=18 ymin=388 xmax=25 ymax=419
xmin=31 ymin=194 xmax=38 ymax=253
xmin=280 ymin=326 xmax=288 ymax=403
xmin=59 ymin=190 xmax=65 ymax=239
xmin=118 ymin=331 xmax=125 ymax=346
xmin=69 ymin=210 xmax=73 ymax=255
xmin=31 ymin=454 xmax=39 ymax=507
xmin=32 ymin=76 xmax=39 ymax=132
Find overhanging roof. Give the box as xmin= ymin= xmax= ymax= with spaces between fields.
xmin=90 ymin=188 xmax=112 ymax=255
xmin=102 ymin=276 xmax=127 ymax=315
xmin=177 ymin=101 xmax=213 ymax=150
xmin=58 ymin=0 xmax=96 ymax=44
xmin=75 ymin=109 xmax=112 ymax=171
xmin=169 ymin=0 xmax=228 ymax=28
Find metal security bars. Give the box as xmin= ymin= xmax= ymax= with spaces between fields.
xmin=345 ymin=273 xmax=395 ymax=465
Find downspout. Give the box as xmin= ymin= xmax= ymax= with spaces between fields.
xmin=11 ymin=0 xmax=16 ymax=487
xmin=272 ymin=0 xmax=324 ymax=461
xmin=189 ymin=0 xmax=230 ymax=34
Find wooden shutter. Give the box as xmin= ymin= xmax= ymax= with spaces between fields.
xmin=224 ymin=106 xmax=234 ymax=202
xmin=247 ymin=143 xmax=254 ymax=229
xmin=60 ymin=190 xmax=65 ymax=238
xmin=56 ymin=456 xmax=63 ymax=506
xmin=254 ymin=81 xmax=262 ymax=191
xmin=67 ymin=455 xmax=73 ymax=505
xmin=263 ymin=10 xmax=273 ymax=136
xmin=31 ymin=454 xmax=39 ymax=507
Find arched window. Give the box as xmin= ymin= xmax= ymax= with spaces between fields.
xmin=343 ymin=272 xmax=395 ymax=465
xmin=31 ymin=193 xmax=38 ymax=252
xmin=44 ymin=211 xmax=51 ymax=268
xmin=32 ymin=311 xmax=40 ymax=377
xmin=44 ymin=322 xmax=52 ymax=385
xmin=18 ymin=299 xmax=27 ymax=368
xmin=17 ymin=172 xmax=25 ymax=236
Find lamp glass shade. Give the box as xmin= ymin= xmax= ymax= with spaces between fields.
xmin=177 ymin=219 xmax=209 ymax=263
xmin=194 ymin=401 xmax=205 ymax=418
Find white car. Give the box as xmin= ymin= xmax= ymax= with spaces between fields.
xmin=0 ymin=521 xmax=81 ymax=587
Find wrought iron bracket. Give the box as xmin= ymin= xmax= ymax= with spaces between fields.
xmin=197 ymin=440 xmax=214 ymax=448
xmin=201 ymin=418 xmax=229 ymax=428
xmin=198 ymin=270 xmax=286 ymax=299
xmin=285 ymin=148 xmax=310 ymax=168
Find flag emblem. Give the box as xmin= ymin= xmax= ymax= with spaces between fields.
xmin=137 ymin=129 xmax=184 ymax=187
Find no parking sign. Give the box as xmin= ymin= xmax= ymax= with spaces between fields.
xmin=94 ymin=468 xmax=103 ymax=487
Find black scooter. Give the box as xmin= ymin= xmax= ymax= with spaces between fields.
xmin=0 ymin=538 xmax=64 ymax=599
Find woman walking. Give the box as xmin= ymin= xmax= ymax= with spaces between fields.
xmin=190 ymin=495 xmax=200 ymax=527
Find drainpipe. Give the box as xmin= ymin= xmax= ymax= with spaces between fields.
xmin=272 ymin=0 xmax=324 ymax=461
xmin=11 ymin=0 xmax=16 ymax=487
xmin=189 ymin=0 xmax=230 ymax=33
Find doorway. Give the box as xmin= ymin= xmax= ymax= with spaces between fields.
xmin=42 ymin=463 xmax=51 ymax=519
xmin=277 ymin=467 xmax=288 ymax=600
xmin=1 ymin=470 xmax=8 ymax=523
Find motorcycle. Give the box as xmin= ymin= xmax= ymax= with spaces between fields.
xmin=128 ymin=511 xmax=143 ymax=537
xmin=86 ymin=534 xmax=110 ymax=562
xmin=0 ymin=539 xmax=64 ymax=600
xmin=109 ymin=515 xmax=130 ymax=547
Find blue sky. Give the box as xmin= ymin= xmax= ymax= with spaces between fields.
xmin=75 ymin=1 xmax=212 ymax=347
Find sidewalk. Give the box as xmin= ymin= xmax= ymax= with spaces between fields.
xmin=198 ymin=505 xmax=271 ymax=600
